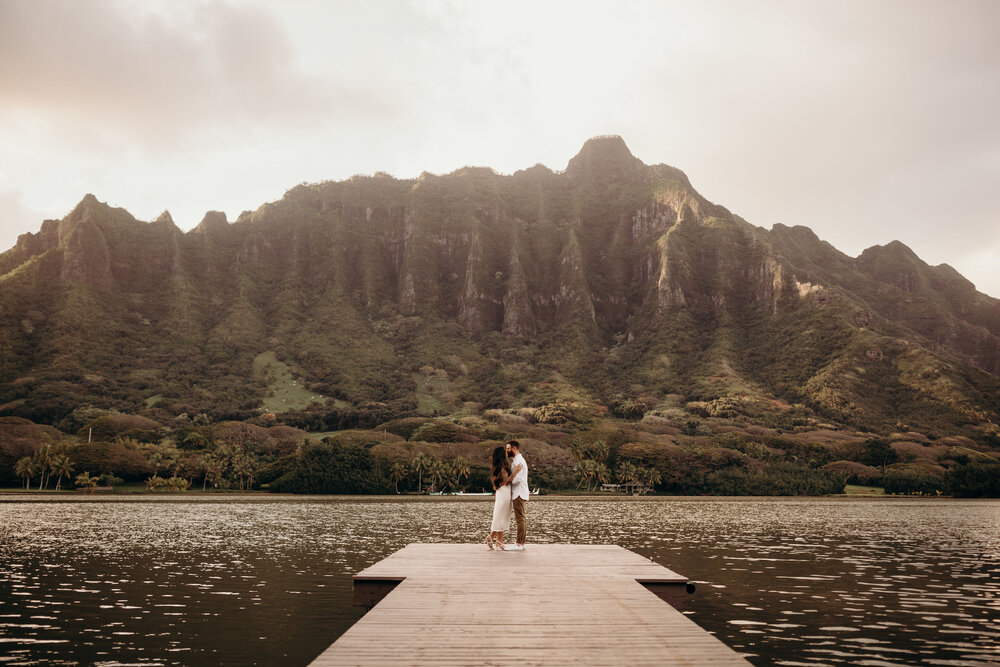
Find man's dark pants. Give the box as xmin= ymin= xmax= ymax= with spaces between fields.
xmin=512 ymin=497 xmax=527 ymax=544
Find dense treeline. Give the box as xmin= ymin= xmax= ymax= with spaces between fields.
xmin=1 ymin=410 xmax=998 ymax=497
xmin=676 ymin=464 xmax=843 ymax=496
xmin=944 ymin=462 xmax=1000 ymax=497
xmin=264 ymin=442 xmax=390 ymax=494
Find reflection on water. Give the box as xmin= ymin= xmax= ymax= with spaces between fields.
xmin=1 ymin=496 xmax=998 ymax=666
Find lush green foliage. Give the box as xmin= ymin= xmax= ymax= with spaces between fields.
xmin=698 ymin=463 xmax=844 ymax=496
xmin=944 ymin=462 xmax=1000 ymax=497
xmin=2 ymin=138 xmax=1000 ymax=495
xmin=3 ymin=140 xmax=999 ymax=441
xmin=267 ymin=440 xmax=389 ymax=494
xmin=882 ymin=465 xmax=945 ymax=495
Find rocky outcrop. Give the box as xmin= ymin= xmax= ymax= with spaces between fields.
xmin=501 ymin=248 xmax=537 ymax=338
xmin=193 ymin=211 xmax=229 ymax=235
xmin=13 ymin=219 xmax=59 ymax=258
xmin=2 ymin=137 xmax=999 ymax=432
xmin=457 ymin=231 xmax=493 ymax=333
xmin=5 ymin=142 xmax=996 ymax=360
xmin=58 ymin=195 xmax=115 ymax=287
xmin=655 ymin=225 xmax=688 ymax=310
xmin=553 ymin=229 xmax=596 ymax=324
xmin=565 ymin=135 xmax=644 ymax=182
xmin=59 ymin=214 xmax=112 ymax=286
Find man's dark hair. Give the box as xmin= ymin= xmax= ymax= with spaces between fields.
xmin=507 ymin=440 xmax=521 ymax=451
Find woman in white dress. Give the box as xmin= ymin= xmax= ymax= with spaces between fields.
xmin=486 ymin=445 xmax=522 ymax=550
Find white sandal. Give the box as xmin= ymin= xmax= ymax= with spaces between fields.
xmin=485 ymin=534 xmax=494 ymax=550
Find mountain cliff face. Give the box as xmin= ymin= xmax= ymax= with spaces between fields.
xmin=2 ymin=136 xmax=998 ymax=438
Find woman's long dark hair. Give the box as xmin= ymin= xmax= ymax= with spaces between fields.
xmin=491 ymin=446 xmax=510 ymax=489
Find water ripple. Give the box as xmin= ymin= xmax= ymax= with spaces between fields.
xmin=0 ymin=496 xmax=997 ymax=666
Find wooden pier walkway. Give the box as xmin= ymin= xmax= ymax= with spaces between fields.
xmin=310 ymin=543 xmax=750 ymax=666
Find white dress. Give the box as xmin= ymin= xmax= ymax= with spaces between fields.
xmin=490 ymin=483 xmax=512 ymax=532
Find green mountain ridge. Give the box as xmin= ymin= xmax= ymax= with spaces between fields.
xmin=2 ymin=136 xmax=999 ymax=442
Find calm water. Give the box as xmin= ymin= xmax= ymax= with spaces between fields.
xmin=0 ymin=496 xmax=997 ymax=666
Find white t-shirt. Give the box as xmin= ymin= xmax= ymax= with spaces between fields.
xmin=510 ymin=452 xmax=529 ymax=501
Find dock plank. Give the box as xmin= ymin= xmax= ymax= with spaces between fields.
xmin=311 ymin=544 xmax=749 ymax=666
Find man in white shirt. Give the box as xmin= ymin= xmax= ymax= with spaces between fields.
xmin=506 ymin=440 xmax=529 ymax=550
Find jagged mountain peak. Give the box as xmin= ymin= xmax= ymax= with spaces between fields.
xmin=771 ymin=223 xmax=820 ymax=239
xmin=515 ymin=163 xmax=555 ymax=177
xmin=859 ymin=239 xmax=920 ymax=262
xmin=574 ymin=134 xmax=634 ymax=157
xmin=566 ymin=135 xmax=643 ymax=178
xmin=61 ymin=194 xmax=138 ymax=235
xmin=193 ymin=210 xmax=229 ymax=234
xmin=67 ymin=193 xmax=111 ymax=221
xmin=856 ymin=241 xmax=928 ymax=286
xmin=933 ymin=262 xmax=973 ymax=285
xmin=2 ymin=139 xmax=999 ymax=439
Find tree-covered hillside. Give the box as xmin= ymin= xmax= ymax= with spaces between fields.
xmin=1 ymin=137 xmax=998 ymax=495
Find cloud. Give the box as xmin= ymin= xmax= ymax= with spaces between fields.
xmin=953 ymin=243 xmax=1000 ymax=296
xmin=0 ymin=0 xmax=388 ymax=151
xmin=0 ymin=184 xmax=55 ymax=252
xmin=0 ymin=0 xmax=997 ymax=299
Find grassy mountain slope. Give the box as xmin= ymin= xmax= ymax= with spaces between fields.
xmin=1 ymin=136 xmax=998 ymax=444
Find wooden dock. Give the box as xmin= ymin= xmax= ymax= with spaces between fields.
xmin=310 ymin=543 xmax=750 ymax=666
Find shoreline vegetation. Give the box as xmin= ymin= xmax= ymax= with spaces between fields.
xmin=2 ymin=139 xmax=999 ymax=500
xmin=0 ymin=484 xmax=886 ymax=496
xmin=7 ymin=486 xmax=983 ymax=500
xmin=1 ymin=409 xmax=998 ymax=499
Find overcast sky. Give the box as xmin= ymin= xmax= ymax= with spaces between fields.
xmin=1 ymin=0 xmax=998 ymax=296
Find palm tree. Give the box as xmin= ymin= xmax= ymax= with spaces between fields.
xmin=75 ymin=471 xmax=99 ymax=493
xmin=28 ymin=457 xmax=43 ymax=491
xmin=571 ymin=439 xmax=610 ymax=464
xmin=166 ymin=453 xmax=181 ymax=479
xmin=165 ymin=476 xmax=190 ymax=492
xmin=453 ymin=457 xmax=470 ymax=490
xmin=50 ymin=454 xmax=75 ymax=491
xmin=590 ymin=440 xmax=610 ymax=465
xmin=573 ymin=459 xmax=585 ymax=490
xmin=616 ymin=461 xmax=639 ymax=485
xmin=200 ymin=454 xmax=214 ymax=491
xmin=34 ymin=445 xmax=51 ymax=490
xmin=641 ymin=467 xmax=661 ymax=494
xmin=425 ymin=458 xmax=440 ymax=492
xmin=444 ymin=462 xmax=460 ymax=493
xmin=574 ymin=459 xmax=595 ymax=491
xmin=234 ymin=456 xmax=256 ymax=491
xmin=204 ymin=460 xmax=223 ymax=491
xmin=15 ymin=457 xmax=35 ymax=490
xmin=429 ymin=460 xmax=454 ymax=493
xmin=412 ymin=453 xmax=431 ymax=493
xmin=593 ymin=463 xmax=611 ymax=491
xmin=424 ymin=458 xmax=451 ymax=493
xmin=147 ymin=451 xmax=164 ymax=478
xmin=390 ymin=462 xmax=408 ymax=494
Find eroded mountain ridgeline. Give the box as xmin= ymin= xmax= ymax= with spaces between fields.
xmin=2 ymin=136 xmax=999 ymax=442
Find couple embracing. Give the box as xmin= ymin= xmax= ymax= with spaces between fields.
xmin=486 ymin=440 xmax=528 ymax=551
